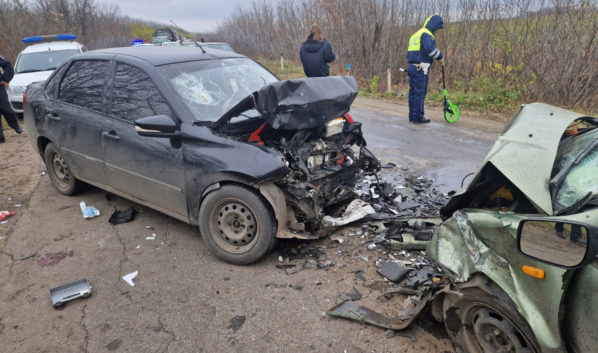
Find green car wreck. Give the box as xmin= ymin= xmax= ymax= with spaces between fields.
xmin=427 ymin=103 xmax=598 ymax=353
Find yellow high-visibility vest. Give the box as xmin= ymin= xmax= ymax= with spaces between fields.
xmin=408 ymin=15 xmax=436 ymax=52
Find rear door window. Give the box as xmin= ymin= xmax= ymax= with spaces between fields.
xmin=58 ymin=60 xmax=108 ymax=112
xmin=110 ymin=63 xmax=174 ymax=122
xmin=45 ymin=64 xmax=68 ymax=98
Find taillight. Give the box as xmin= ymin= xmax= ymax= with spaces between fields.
xmin=23 ymin=92 xmax=27 ymax=107
xmin=344 ymin=113 xmax=354 ymax=124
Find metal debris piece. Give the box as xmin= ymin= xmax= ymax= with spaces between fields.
xmin=377 ymin=288 xmax=422 ymax=300
xmin=395 ymin=329 xmax=418 ymax=342
xmin=390 ymin=235 xmax=429 ymax=250
xmin=19 ymin=253 xmax=37 ymax=261
xmin=358 ymin=255 xmax=369 ymax=262
xmin=338 ymin=286 xmax=361 ymax=302
xmin=377 ymin=261 xmax=413 ymax=282
xmin=145 ymin=226 xmax=154 ymax=230
xmin=323 ymin=204 xmax=376 ymax=227
xmin=50 ymin=278 xmax=91 ymax=309
xmin=367 ymin=244 xmax=376 ymax=251
xmin=326 ymin=300 xmax=421 ymax=330
xmin=350 ymin=270 xmax=366 ymax=281
xmin=330 ymin=235 xmax=344 ymax=243
xmin=386 ymin=329 xmax=395 ymax=339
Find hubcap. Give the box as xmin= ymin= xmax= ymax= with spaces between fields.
xmin=461 ymin=304 xmax=534 ymax=353
xmin=50 ymin=152 xmax=70 ymax=188
xmin=211 ymin=200 xmax=259 ymax=254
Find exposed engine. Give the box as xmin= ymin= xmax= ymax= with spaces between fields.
xmin=217 ymin=115 xmax=380 ymax=234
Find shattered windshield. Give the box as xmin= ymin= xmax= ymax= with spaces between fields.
xmin=552 ymin=128 xmax=598 ymax=208
xmin=161 ymin=58 xmax=278 ymax=122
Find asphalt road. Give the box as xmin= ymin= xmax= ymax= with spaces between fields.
xmin=0 ymin=100 xmax=502 ymax=353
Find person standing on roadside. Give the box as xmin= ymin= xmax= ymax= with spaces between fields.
xmin=0 ymin=54 xmax=22 ymax=144
xmin=300 ymin=25 xmax=336 ymax=78
xmin=407 ymin=15 xmax=445 ymax=124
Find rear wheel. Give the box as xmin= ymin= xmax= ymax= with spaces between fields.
xmin=443 ymin=285 xmax=539 ymax=353
xmin=199 ymin=184 xmax=277 ymax=265
xmin=44 ymin=143 xmax=84 ymax=195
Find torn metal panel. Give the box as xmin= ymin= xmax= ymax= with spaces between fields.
xmin=326 ymin=297 xmax=427 ymax=330
xmin=256 ymin=76 xmax=358 ymax=130
xmin=322 ymin=200 xmax=376 ymax=227
xmin=442 ymin=103 xmax=586 ymax=217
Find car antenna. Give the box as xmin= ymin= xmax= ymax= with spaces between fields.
xmin=170 ymin=20 xmax=206 ymax=53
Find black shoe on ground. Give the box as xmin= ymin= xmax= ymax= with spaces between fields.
xmin=15 ymin=126 xmax=22 ymax=134
xmin=0 ymin=137 xmax=5 ymax=144
xmin=413 ymin=118 xmax=430 ymax=124
xmin=556 ymin=231 xmax=566 ymax=239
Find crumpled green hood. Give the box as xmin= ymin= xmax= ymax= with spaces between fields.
xmin=443 ymin=103 xmax=584 ymax=216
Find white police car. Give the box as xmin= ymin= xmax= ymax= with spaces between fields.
xmin=8 ymin=34 xmax=86 ymax=116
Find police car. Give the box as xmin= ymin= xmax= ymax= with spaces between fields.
xmin=8 ymin=34 xmax=86 ymax=116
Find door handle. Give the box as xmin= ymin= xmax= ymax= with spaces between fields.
xmin=102 ymin=131 xmax=120 ymax=141
xmin=46 ymin=113 xmax=60 ymax=122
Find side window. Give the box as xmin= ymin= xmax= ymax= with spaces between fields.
xmin=111 ymin=63 xmax=174 ymax=122
xmin=45 ymin=64 xmax=68 ymax=98
xmin=58 ymin=60 xmax=108 ymax=112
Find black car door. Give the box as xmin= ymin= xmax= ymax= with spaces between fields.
xmin=102 ymin=62 xmax=187 ymax=218
xmin=48 ymin=59 xmax=112 ymax=185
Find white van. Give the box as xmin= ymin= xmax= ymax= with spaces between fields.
xmin=8 ymin=35 xmax=86 ymax=116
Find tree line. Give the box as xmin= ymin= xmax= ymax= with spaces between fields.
xmin=0 ymin=0 xmax=209 ymax=63
xmin=216 ymin=0 xmax=598 ymax=112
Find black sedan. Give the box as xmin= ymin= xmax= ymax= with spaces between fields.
xmin=24 ymin=46 xmax=377 ymax=264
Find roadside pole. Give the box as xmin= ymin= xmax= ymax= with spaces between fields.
xmin=387 ymin=66 xmax=392 ymax=93
xmin=280 ymin=53 xmax=284 ymax=71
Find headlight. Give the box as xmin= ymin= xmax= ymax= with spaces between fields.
xmin=7 ymin=86 xmax=26 ymax=95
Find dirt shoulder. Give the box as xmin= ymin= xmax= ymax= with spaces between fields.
xmin=0 ymin=123 xmax=45 ymax=250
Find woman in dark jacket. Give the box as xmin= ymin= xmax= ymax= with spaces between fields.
xmin=300 ymin=25 xmax=335 ymax=77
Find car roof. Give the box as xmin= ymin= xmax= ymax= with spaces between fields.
xmin=87 ymin=46 xmax=245 ymax=66
xmin=22 ymin=41 xmax=82 ymax=54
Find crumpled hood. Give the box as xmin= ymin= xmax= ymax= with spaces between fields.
xmin=9 ymin=71 xmax=52 ymax=88
xmin=302 ymin=38 xmax=325 ymax=53
xmin=213 ymin=76 xmax=358 ymax=131
xmin=442 ymin=103 xmax=585 ymax=216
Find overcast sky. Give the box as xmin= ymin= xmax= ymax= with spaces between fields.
xmin=97 ymin=0 xmax=254 ymax=32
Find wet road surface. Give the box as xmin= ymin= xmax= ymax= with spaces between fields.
xmin=0 ymin=102 xmax=502 ymax=352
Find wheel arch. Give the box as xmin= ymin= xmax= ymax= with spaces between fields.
xmin=37 ymin=135 xmax=53 ymax=162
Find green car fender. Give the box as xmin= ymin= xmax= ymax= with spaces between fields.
xmin=427 ymin=209 xmax=570 ymax=353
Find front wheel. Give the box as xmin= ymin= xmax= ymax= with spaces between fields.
xmin=443 ymin=284 xmax=540 ymax=353
xmin=199 ymin=184 xmax=277 ymax=265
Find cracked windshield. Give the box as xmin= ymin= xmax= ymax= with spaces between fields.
xmin=553 ymin=129 xmax=598 ymax=208
xmin=162 ymin=58 xmax=278 ymax=121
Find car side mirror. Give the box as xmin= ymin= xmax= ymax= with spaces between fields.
xmin=134 ymin=115 xmax=180 ymax=138
xmin=517 ymin=219 xmax=598 ymax=269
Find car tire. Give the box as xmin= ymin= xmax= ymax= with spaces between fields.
xmin=443 ymin=284 xmax=540 ymax=353
xmin=199 ymin=184 xmax=277 ymax=265
xmin=44 ymin=143 xmax=85 ymax=196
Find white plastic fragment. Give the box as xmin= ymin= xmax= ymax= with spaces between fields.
xmin=15 ymin=204 xmax=21 ymax=207
xmin=42 ymin=171 xmax=46 ymax=176
xmin=1 ymin=221 xmax=7 ymax=224
xmin=7 ymin=198 xmax=11 ymax=201
xmin=122 ymin=271 xmax=138 ymax=286
xmin=146 ymin=236 xmax=155 ymax=240
xmin=80 ymin=202 xmax=100 ymax=219
xmin=136 ymin=246 xmax=140 ymax=249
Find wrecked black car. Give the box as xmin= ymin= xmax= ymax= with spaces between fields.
xmin=23 ymin=46 xmax=379 ymax=264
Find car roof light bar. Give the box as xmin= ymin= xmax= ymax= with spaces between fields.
xmin=23 ymin=34 xmax=77 ymax=44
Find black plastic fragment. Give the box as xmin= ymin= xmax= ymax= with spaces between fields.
xmin=377 ymin=261 xmax=412 ymax=282
xmin=108 ymin=208 xmax=136 ymax=225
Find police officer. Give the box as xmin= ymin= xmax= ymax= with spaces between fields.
xmin=406 ymin=15 xmax=444 ymax=124
xmin=0 ymin=54 xmax=22 ymax=144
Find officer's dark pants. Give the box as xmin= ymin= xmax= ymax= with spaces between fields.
xmin=407 ymin=65 xmax=429 ymax=122
xmin=0 ymin=87 xmax=20 ymax=141
xmin=555 ymin=222 xmax=584 ymax=242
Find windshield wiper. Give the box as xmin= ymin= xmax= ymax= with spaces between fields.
xmin=43 ymin=67 xmax=57 ymax=71
xmin=17 ymin=69 xmax=42 ymax=73
xmin=550 ymin=137 xmax=598 ymax=209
